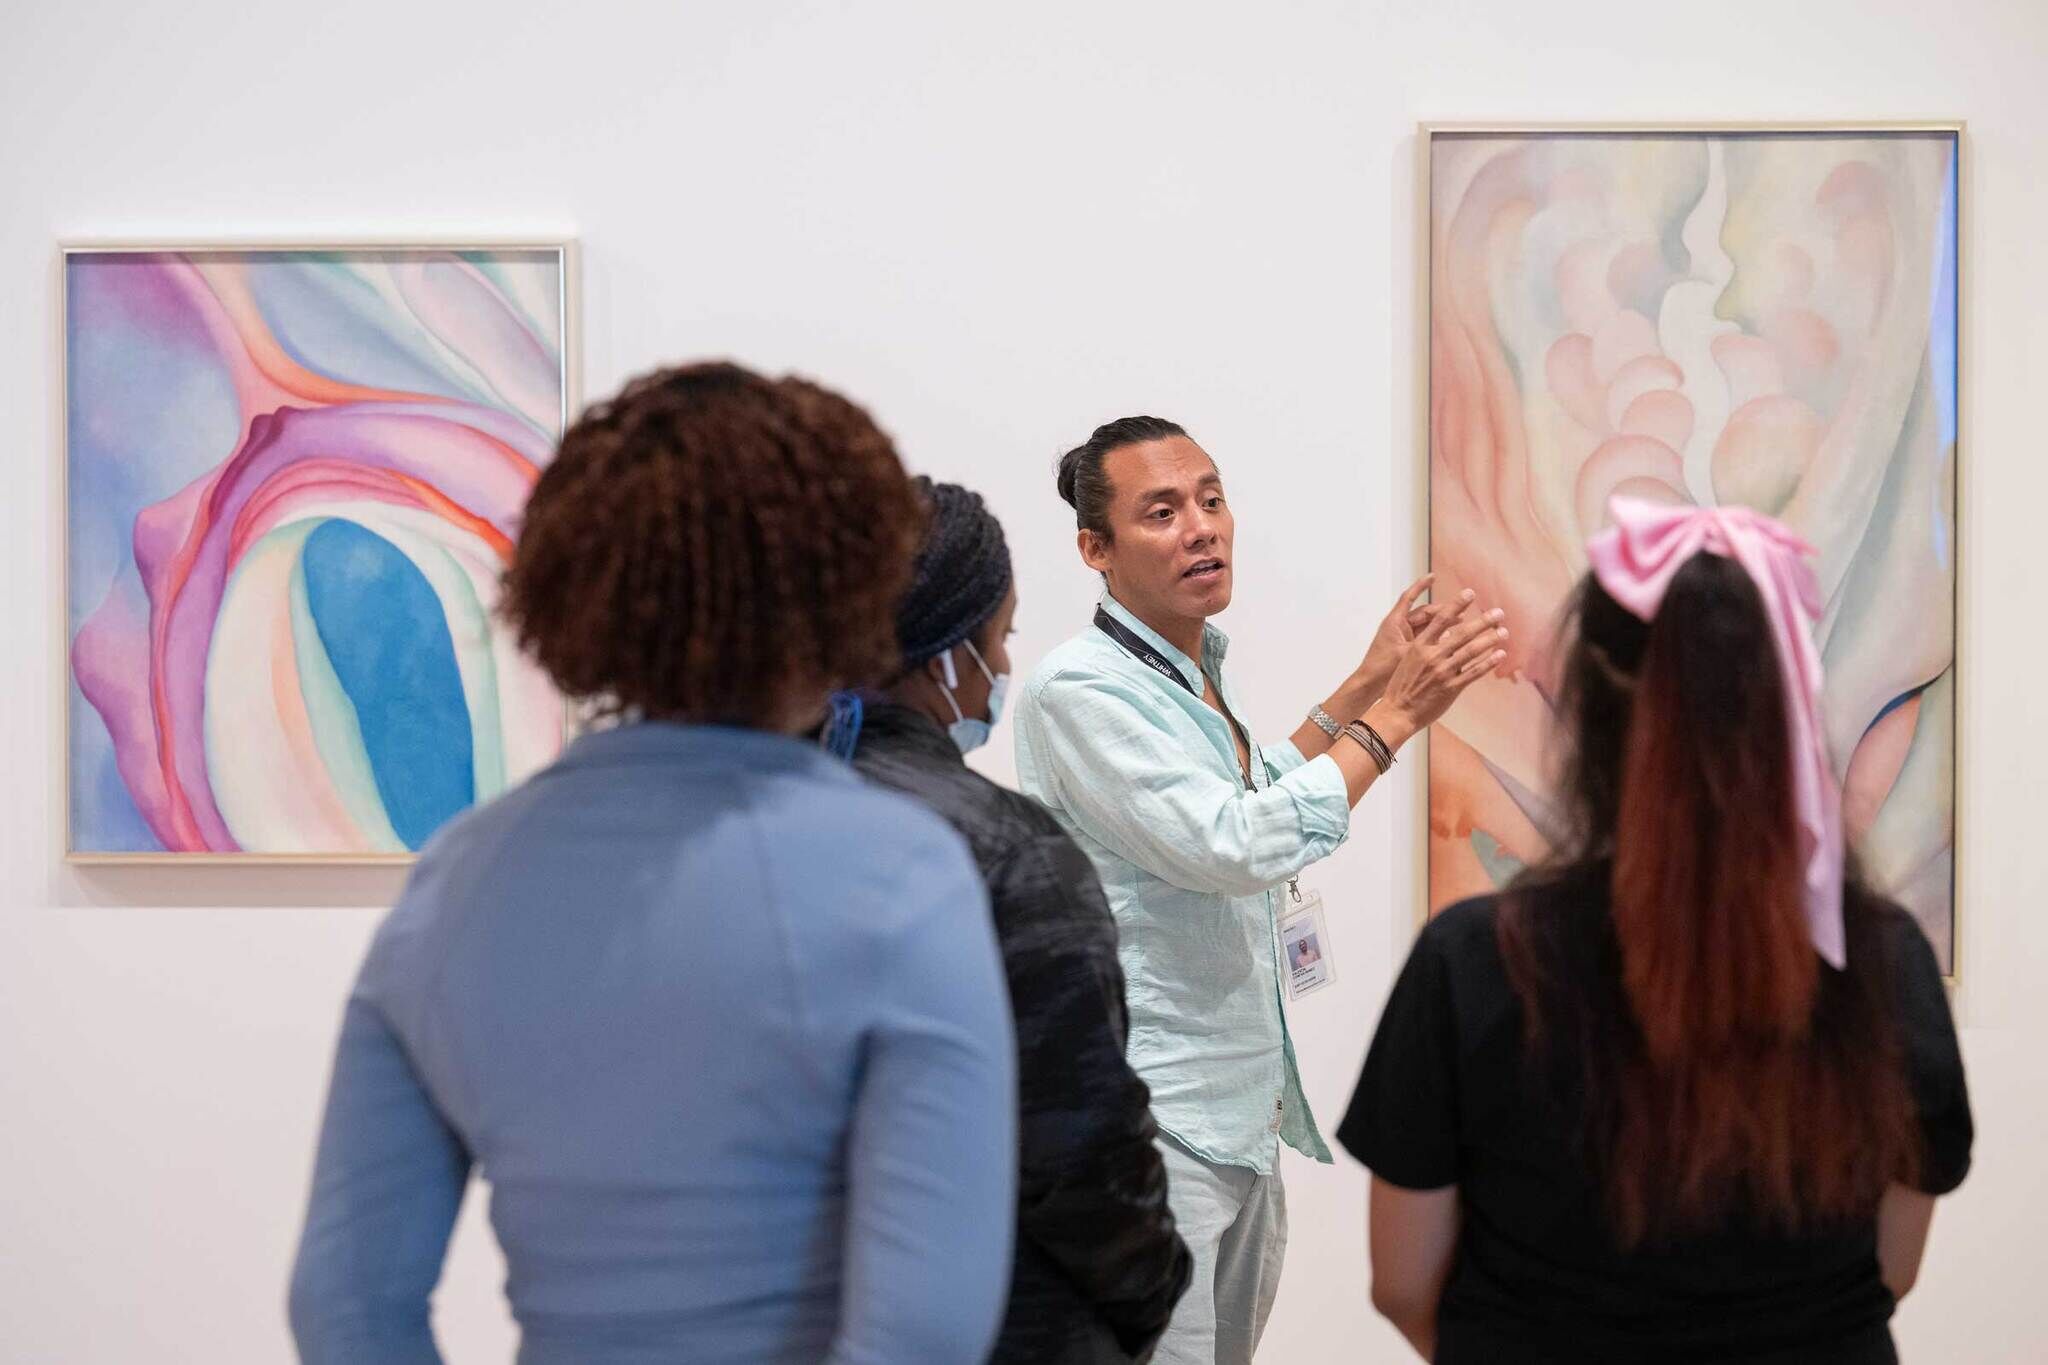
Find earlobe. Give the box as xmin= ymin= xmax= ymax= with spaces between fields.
xmin=1078 ymin=530 xmax=1109 ymax=574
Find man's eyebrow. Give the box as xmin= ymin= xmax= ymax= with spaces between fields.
xmin=1133 ymin=474 xmax=1223 ymax=504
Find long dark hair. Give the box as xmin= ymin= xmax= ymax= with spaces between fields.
xmin=1498 ymin=556 xmax=1920 ymax=1245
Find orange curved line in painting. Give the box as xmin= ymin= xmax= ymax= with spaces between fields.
xmin=228 ymin=461 xmax=420 ymax=563
xmin=385 ymin=471 xmax=515 ymax=562
xmin=195 ymin=260 xmax=446 ymax=410
xmin=469 ymin=427 xmax=542 ymax=484
xmin=227 ymin=460 xmax=515 ymax=566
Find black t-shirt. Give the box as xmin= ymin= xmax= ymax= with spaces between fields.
xmin=1338 ymin=883 xmax=1972 ymax=1365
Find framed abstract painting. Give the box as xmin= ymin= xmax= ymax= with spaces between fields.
xmin=1424 ymin=125 xmax=1960 ymax=972
xmin=64 ymin=243 xmax=576 ymax=862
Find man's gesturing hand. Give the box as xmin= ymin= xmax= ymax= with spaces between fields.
xmin=1372 ymin=594 xmax=1508 ymax=739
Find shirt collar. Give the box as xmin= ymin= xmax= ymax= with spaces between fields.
xmin=1099 ymin=592 xmax=1229 ymax=692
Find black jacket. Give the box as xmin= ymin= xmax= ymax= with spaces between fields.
xmin=849 ymin=703 xmax=1192 ymax=1365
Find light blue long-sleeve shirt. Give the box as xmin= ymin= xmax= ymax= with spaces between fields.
xmin=289 ymin=722 xmax=1017 ymax=1365
xmin=1013 ymin=595 xmax=1348 ymax=1173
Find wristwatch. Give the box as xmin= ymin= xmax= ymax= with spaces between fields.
xmin=1307 ymin=704 xmax=1342 ymax=739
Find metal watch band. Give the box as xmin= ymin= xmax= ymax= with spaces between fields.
xmin=1307 ymin=703 xmax=1342 ymax=739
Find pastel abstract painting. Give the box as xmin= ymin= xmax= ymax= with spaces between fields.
xmin=66 ymin=247 xmax=570 ymax=858
xmin=1427 ymin=131 xmax=1958 ymax=970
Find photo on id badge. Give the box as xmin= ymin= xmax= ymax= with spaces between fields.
xmin=1281 ymin=890 xmax=1334 ymax=998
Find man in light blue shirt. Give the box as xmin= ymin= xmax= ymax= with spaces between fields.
xmin=1015 ymin=416 xmax=1506 ymax=1365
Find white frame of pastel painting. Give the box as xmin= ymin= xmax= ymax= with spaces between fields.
xmin=60 ymin=239 xmax=580 ymax=865
xmin=1415 ymin=123 xmax=1964 ymax=980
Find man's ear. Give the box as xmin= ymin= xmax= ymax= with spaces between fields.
xmin=1078 ymin=529 xmax=1112 ymax=575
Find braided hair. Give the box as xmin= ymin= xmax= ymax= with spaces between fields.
xmin=895 ymin=478 xmax=1013 ymax=667
xmin=502 ymin=361 xmax=925 ymax=726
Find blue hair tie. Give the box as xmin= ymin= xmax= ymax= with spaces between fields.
xmin=821 ymin=690 xmax=865 ymax=761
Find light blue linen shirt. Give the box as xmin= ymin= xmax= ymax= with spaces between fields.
xmin=1013 ymin=594 xmax=1349 ymax=1172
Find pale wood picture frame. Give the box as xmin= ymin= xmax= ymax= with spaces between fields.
xmin=1414 ymin=123 xmax=1964 ymax=980
xmin=61 ymin=238 xmax=581 ymax=866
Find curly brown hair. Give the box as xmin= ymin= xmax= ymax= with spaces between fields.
xmin=503 ymin=361 xmax=925 ymax=728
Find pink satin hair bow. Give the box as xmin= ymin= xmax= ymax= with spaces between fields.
xmin=1584 ymin=497 xmax=1845 ymax=970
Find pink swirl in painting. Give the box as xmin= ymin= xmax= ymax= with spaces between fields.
xmin=67 ymin=249 xmax=569 ymax=855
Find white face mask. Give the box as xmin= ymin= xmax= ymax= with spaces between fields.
xmin=937 ymin=640 xmax=1009 ymax=754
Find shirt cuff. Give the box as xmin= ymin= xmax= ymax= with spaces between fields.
xmin=1278 ymin=752 xmax=1351 ymax=856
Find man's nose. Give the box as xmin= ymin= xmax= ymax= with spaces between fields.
xmin=1184 ymin=509 xmax=1218 ymax=546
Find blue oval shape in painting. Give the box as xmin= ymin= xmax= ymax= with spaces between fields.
xmin=300 ymin=519 xmax=474 ymax=850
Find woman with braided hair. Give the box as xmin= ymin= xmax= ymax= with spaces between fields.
xmin=290 ymin=363 xmax=1018 ymax=1365
xmin=827 ymin=479 xmax=1195 ymax=1365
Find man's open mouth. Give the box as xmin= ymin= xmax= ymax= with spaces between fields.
xmin=1182 ymin=558 xmax=1226 ymax=581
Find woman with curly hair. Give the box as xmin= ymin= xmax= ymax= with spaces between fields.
xmin=290 ymin=363 xmax=1017 ymax=1365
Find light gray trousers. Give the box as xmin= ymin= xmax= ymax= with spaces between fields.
xmin=1149 ymin=1132 xmax=1288 ymax=1365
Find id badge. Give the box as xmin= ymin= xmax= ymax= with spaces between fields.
xmin=1280 ymin=885 xmax=1335 ymax=999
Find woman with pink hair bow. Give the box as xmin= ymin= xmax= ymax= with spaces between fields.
xmin=1337 ymin=498 xmax=1973 ymax=1364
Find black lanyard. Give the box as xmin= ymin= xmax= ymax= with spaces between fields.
xmin=1093 ymin=607 xmax=1259 ymax=793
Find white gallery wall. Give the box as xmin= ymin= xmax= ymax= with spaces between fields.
xmin=4 ymin=1 xmax=2045 ymax=1359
